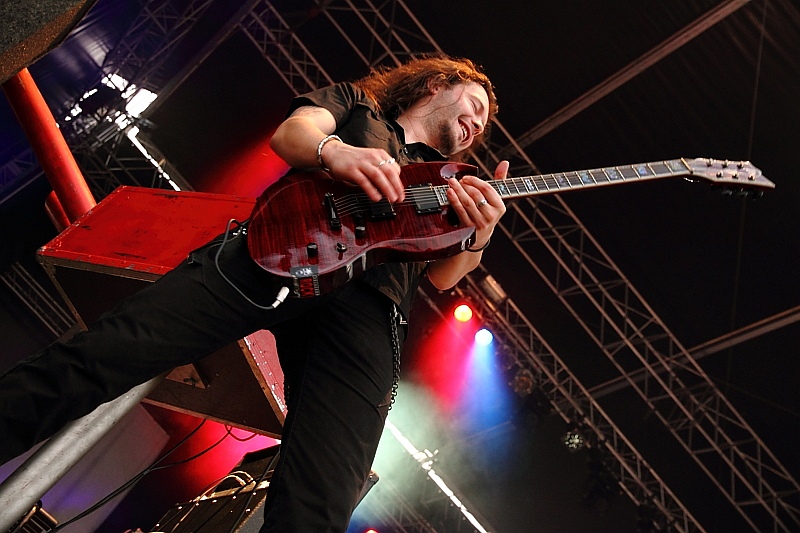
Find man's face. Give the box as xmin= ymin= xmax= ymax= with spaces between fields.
xmin=423 ymin=81 xmax=490 ymax=157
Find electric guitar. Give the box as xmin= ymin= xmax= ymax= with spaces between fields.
xmin=247 ymin=158 xmax=773 ymax=297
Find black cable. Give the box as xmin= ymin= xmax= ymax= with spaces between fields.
xmin=212 ymin=219 xmax=290 ymax=310
xmin=50 ymin=418 xmax=211 ymax=531
xmin=225 ymin=424 xmax=259 ymax=442
xmin=224 ymin=451 xmax=279 ymax=533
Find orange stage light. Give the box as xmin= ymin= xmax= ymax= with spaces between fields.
xmin=453 ymin=303 xmax=473 ymax=322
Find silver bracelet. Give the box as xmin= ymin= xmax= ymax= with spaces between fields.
xmin=316 ymin=134 xmax=342 ymax=170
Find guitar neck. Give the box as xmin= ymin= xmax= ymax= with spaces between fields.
xmin=435 ymin=159 xmax=692 ymax=203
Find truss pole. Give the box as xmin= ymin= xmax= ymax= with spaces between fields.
xmin=0 ymin=376 xmax=164 ymax=533
xmin=499 ymin=193 xmax=800 ymax=531
xmin=589 ymin=304 xmax=800 ymax=399
xmin=499 ymin=0 xmax=753 ymax=156
xmin=2 ymin=69 xmax=96 ymax=221
xmin=0 ymin=263 xmax=74 ymax=337
xmin=447 ymin=274 xmax=706 ymax=532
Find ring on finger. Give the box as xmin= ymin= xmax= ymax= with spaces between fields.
xmin=377 ymin=157 xmax=396 ymax=167
xmin=477 ymin=198 xmax=488 ymax=207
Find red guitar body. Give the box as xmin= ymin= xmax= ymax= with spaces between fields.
xmin=247 ymin=162 xmax=478 ymax=297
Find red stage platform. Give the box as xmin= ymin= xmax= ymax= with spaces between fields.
xmin=37 ymin=186 xmax=286 ymax=437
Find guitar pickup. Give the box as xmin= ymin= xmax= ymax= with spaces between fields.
xmin=409 ymin=183 xmax=441 ymax=214
xmin=323 ymin=192 xmax=341 ymax=231
xmin=367 ymin=198 xmax=396 ymax=220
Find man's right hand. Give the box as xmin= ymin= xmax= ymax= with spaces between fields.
xmin=270 ymin=105 xmax=404 ymax=203
xmin=319 ymin=141 xmax=404 ymax=203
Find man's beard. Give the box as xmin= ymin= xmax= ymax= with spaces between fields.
xmin=432 ymin=119 xmax=459 ymax=156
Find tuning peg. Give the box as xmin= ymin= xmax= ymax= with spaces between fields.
xmin=750 ymin=190 xmax=764 ymax=200
xmin=719 ymin=187 xmax=734 ymax=196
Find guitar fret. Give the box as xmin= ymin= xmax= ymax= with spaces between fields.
xmin=507 ymin=178 xmax=517 ymax=195
xmin=590 ymin=169 xmax=608 ymax=184
xmin=666 ymin=159 xmax=687 ymax=173
xmin=561 ymin=172 xmax=578 ymax=188
xmin=606 ymin=167 xmax=623 ymax=181
xmin=522 ymin=177 xmax=536 ymax=192
xmin=578 ymin=170 xmax=595 ymax=185
xmin=634 ymin=163 xmax=652 ymax=177
xmin=435 ymin=185 xmax=449 ymax=205
xmin=619 ymin=166 xmax=638 ymax=179
xmin=649 ymin=161 xmax=671 ymax=176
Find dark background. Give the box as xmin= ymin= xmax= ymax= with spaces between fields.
xmin=1 ymin=1 xmax=798 ymax=531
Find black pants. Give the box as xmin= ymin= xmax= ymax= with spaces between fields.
xmin=0 ymin=230 xmax=402 ymax=532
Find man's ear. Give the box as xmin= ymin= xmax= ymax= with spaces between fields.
xmin=427 ymin=78 xmax=443 ymax=94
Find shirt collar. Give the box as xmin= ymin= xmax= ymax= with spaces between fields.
xmin=389 ymin=118 xmax=447 ymax=162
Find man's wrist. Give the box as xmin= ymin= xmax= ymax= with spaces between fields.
xmin=465 ymin=237 xmax=491 ymax=252
xmin=316 ymin=134 xmax=342 ymax=170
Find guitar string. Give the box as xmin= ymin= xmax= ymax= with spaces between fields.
xmin=330 ymin=167 xmax=679 ymax=217
xmin=330 ymin=176 xmax=591 ymax=216
xmin=330 ymin=162 xmax=761 ymax=217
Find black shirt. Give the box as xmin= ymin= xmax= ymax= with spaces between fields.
xmin=287 ymin=82 xmax=447 ymax=317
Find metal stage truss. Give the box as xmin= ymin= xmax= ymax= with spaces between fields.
xmin=3 ymin=1 xmax=799 ymax=532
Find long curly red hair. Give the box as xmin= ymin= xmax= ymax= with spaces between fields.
xmin=355 ymin=54 xmax=498 ymax=158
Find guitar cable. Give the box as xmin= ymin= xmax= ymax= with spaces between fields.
xmin=213 ymin=218 xmax=291 ymax=310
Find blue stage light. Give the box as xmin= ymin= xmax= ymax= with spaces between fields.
xmin=474 ymin=328 xmax=493 ymax=346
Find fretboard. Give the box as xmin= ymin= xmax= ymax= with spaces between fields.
xmin=436 ymin=159 xmax=692 ymax=204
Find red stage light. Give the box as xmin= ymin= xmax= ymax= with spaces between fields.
xmin=453 ymin=304 xmax=473 ymax=322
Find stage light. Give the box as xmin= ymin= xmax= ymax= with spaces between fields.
xmin=563 ymin=423 xmax=586 ymax=451
xmin=453 ymin=304 xmax=473 ymax=322
xmin=478 ymin=274 xmax=507 ymax=305
xmin=510 ymin=368 xmax=535 ymax=397
xmin=474 ymin=328 xmax=493 ymax=346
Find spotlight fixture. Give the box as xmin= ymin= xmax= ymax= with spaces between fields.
xmin=510 ymin=368 xmax=535 ymax=397
xmin=474 ymin=328 xmax=493 ymax=346
xmin=563 ymin=425 xmax=586 ymax=451
xmin=453 ymin=303 xmax=473 ymax=322
xmin=478 ymin=274 xmax=507 ymax=305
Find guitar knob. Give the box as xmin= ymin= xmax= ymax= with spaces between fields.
xmin=307 ymin=243 xmax=318 ymax=258
xmin=336 ymin=243 xmax=347 ymax=253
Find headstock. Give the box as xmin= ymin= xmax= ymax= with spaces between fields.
xmin=684 ymin=158 xmax=774 ymax=196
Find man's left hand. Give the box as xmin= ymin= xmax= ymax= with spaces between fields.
xmin=445 ymin=160 xmax=509 ymax=248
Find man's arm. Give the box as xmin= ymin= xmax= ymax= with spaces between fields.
xmin=425 ymin=161 xmax=509 ymax=290
xmin=271 ymin=104 xmax=507 ymax=289
xmin=270 ymin=105 xmax=406 ymax=203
